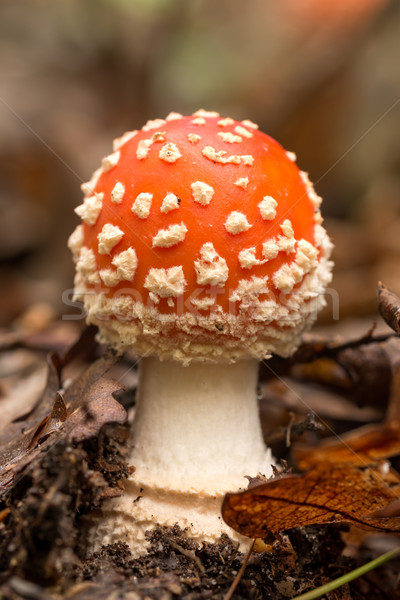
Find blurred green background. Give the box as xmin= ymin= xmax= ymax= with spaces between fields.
xmin=0 ymin=0 xmax=399 ymax=328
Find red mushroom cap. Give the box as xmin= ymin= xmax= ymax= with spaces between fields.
xmin=69 ymin=110 xmax=333 ymax=362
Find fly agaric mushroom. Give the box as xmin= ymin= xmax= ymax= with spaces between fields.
xmin=69 ymin=109 xmax=333 ymax=554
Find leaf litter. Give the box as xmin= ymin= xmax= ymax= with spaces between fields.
xmin=222 ymin=463 xmax=400 ymax=539
xmin=2 ymin=286 xmax=400 ymax=597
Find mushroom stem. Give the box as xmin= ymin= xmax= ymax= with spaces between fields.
xmin=131 ymin=357 xmax=272 ymax=489
xmin=87 ymin=358 xmax=274 ymax=555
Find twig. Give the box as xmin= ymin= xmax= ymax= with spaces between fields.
xmin=265 ymin=412 xmax=323 ymax=446
xmin=223 ymin=539 xmax=255 ymax=600
xmin=285 ymin=412 xmax=295 ymax=448
xmin=170 ymin=541 xmax=205 ymax=574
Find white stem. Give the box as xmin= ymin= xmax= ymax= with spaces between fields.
xmin=86 ymin=357 xmax=274 ymax=555
xmin=131 ymin=357 xmax=270 ymax=490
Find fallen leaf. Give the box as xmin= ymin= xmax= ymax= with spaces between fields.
xmin=0 ymin=352 xmax=48 ymax=435
xmin=12 ymin=351 xmax=62 ymax=427
xmin=294 ymin=422 xmax=400 ymax=469
xmin=64 ymin=353 xmax=119 ymax=411
xmin=0 ymin=353 xmax=126 ymax=495
xmin=66 ymin=379 xmax=126 ymax=444
xmin=28 ymin=391 xmax=68 ymax=449
xmin=0 ymin=507 xmax=10 ymax=522
xmin=222 ymin=464 xmax=400 ymax=539
xmin=377 ymin=282 xmax=400 ymax=336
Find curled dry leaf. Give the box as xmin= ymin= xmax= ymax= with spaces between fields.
xmin=0 ymin=348 xmax=126 ymax=495
xmin=222 ymin=463 xmax=400 ymax=539
xmin=28 ymin=391 xmax=68 ymax=449
xmin=377 ymin=282 xmax=400 ymax=336
xmin=294 ymin=421 xmax=400 ymax=469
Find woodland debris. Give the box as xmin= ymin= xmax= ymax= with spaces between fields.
xmin=222 ymin=463 xmax=400 ymax=539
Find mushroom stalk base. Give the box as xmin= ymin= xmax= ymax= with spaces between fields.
xmin=87 ymin=358 xmax=274 ymax=556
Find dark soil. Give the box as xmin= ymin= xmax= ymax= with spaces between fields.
xmin=1 ymin=432 xmax=399 ymax=599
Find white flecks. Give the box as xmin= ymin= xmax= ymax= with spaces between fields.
xmin=262 ymin=239 xmax=279 ymax=260
xmin=152 ymin=223 xmax=188 ymax=248
xmin=235 ymin=125 xmax=253 ymax=139
xmin=218 ymin=117 xmax=235 ymax=127
xmin=217 ymin=131 xmax=242 ymax=143
xmin=187 ymin=133 xmax=201 ymax=144
xmin=191 ymin=118 xmax=206 ymax=126
xmin=241 ymin=119 xmax=259 ymax=130
xmin=193 ymin=109 xmax=220 ymax=118
xmin=202 ymin=146 xmax=254 ymax=165
xmin=314 ymin=224 xmax=327 ymax=248
xmin=68 ymin=224 xmax=84 ymax=258
xmin=225 ymin=211 xmax=252 ymax=234
xmin=77 ymin=247 xmax=100 ymax=284
xmin=300 ymin=171 xmax=322 ymax=210
xmin=314 ymin=209 xmax=323 ymax=225
xmin=74 ymin=193 xmax=104 ymax=226
xmin=136 ymin=130 xmax=165 ymax=160
xmin=234 ymin=177 xmax=249 ymax=189
xmin=273 ymin=263 xmax=303 ymax=294
xmin=131 ymin=192 xmax=153 ymax=219
xmin=286 ymin=150 xmax=297 ymax=162
xmin=278 ymin=218 xmax=296 ymax=254
xmin=151 ymin=131 xmax=166 ymax=143
xmin=230 ymin=275 xmax=269 ymax=304
xmin=144 ymin=266 xmax=186 ymax=298
xmin=272 ymin=239 xmax=318 ymax=294
xmin=97 ymin=223 xmax=124 ymax=255
xmin=191 ymin=181 xmax=214 ymax=206
xmin=113 ymin=130 xmax=138 ymax=151
xmin=99 ymin=269 xmax=120 ymax=287
xmin=111 ymin=181 xmax=125 ymax=204
xmin=136 ymin=139 xmax=153 ymax=160
xmin=277 ymin=236 xmax=296 ymax=254
xmin=295 ymin=239 xmax=318 ymax=272
xmin=194 ymin=242 xmax=229 ymax=287
xmin=165 ymin=112 xmax=183 ymax=121
xmin=280 ymin=219 xmax=294 ymax=239
xmin=190 ymin=297 xmax=216 ymax=310
xmin=112 ymin=247 xmax=138 ymax=281
xmin=81 ymin=167 xmax=102 ymax=197
xmin=159 ymin=142 xmax=182 ymax=163
xmin=238 ymin=247 xmax=264 ymax=269
xmin=148 ymin=292 xmax=159 ymax=304
xmin=258 ymin=196 xmax=277 ymax=220
xmin=102 ymin=150 xmax=120 ymax=171
xmin=142 ymin=118 xmax=167 ymax=131
xmin=161 ymin=193 xmax=180 ymax=213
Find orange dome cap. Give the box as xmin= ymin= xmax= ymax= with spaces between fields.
xmin=69 ymin=110 xmax=333 ymax=362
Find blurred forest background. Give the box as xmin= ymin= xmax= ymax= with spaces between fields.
xmin=1 ymin=0 xmax=399 ymax=331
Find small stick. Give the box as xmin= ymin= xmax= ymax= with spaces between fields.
xmin=223 ymin=539 xmax=255 ymax=600
xmin=170 ymin=541 xmax=205 ymax=574
xmin=285 ymin=411 xmax=295 ymax=448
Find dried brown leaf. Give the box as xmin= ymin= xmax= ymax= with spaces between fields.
xmin=294 ymin=422 xmax=400 ymax=469
xmin=28 ymin=391 xmax=68 ymax=449
xmin=64 ymin=353 xmax=119 ymax=410
xmin=0 ymin=354 xmax=126 ymax=495
xmin=222 ymin=463 xmax=400 ymax=539
xmin=0 ymin=507 xmax=10 ymax=522
xmin=377 ymin=282 xmax=400 ymax=335
xmin=0 ymin=353 xmax=48 ymax=436
xmin=67 ymin=379 xmax=126 ymax=444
